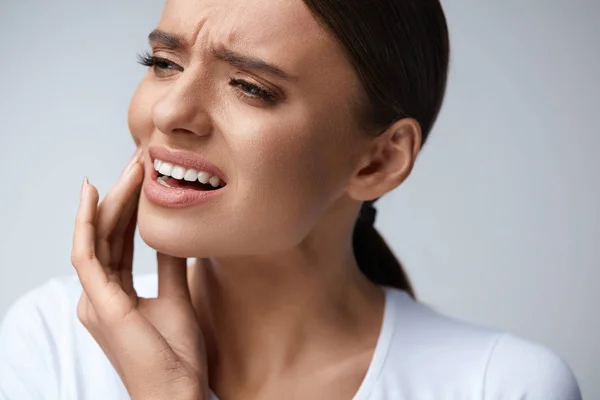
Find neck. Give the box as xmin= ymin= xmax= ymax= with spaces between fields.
xmin=188 ymin=236 xmax=385 ymax=394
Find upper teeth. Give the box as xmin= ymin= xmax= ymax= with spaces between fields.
xmin=154 ymin=159 xmax=224 ymax=188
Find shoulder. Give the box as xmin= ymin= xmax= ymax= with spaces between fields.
xmin=0 ymin=277 xmax=72 ymax=342
xmin=1 ymin=272 xmax=159 ymax=329
xmin=378 ymin=288 xmax=581 ymax=399
xmin=0 ymin=273 xmax=159 ymax=399
xmin=0 ymin=273 xmax=159 ymax=352
xmin=0 ymin=272 xmax=160 ymax=361
xmin=484 ymin=333 xmax=581 ymax=399
xmin=0 ymin=276 xmax=78 ymax=397
xmin=1 ymin=273 xmax=159 ymax=325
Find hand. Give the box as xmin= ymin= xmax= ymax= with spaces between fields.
xmin=70 ymin=148 xmax=209 ymax=400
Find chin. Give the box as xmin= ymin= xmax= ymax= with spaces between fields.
xmin=138 ymin=227 xmax=196 ymax=258
xmin=135 ymin=193 xmax=303 ymax=259
xmin=136 ymin=198 xmax=215 ymax=258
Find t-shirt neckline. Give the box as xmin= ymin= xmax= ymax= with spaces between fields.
xmin=209 ymin=286 xmax=398 ymax=400
xmin=351 ymin=285 xmax=398 ymax=399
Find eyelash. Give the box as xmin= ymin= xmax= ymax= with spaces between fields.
xmin=136 ymin=50 xmax=278 ymax=104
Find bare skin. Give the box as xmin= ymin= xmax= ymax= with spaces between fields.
xmin=72 ymin=0 xmax=421 ymax=398
xmin=73 ymin=152 xmax=209 ymax=400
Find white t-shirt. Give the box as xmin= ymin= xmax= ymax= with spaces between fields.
xmin=0 ymin=274 xmax=582 ymax=400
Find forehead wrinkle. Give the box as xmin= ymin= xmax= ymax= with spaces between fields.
xmin=158 ymin=0 xmax=358 ymax=94
xmin=161 ymin=0 xmax=324 ymax=49
xmin=158 ymin=0 xmax=218 ymax=50
xmin=190 ymin=17 xmax=210 ymax=49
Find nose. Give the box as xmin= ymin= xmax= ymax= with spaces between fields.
xmin=151 ymin=71 xmax=212 ymax=138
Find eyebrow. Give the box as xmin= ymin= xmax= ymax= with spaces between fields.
xmin=148 ymin=29 xmax=297 ymax=82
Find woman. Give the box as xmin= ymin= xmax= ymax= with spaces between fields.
xmin=0 ymin=0 xmax=582 ymax=399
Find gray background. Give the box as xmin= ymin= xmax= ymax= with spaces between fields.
xmin=0 ymin=0 xmax=598 ymax=398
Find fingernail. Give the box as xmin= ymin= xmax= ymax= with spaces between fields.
xmin=132 ymin=147 xmax=143 ymax=166
xmin=133 ymin=146 xmax=142 ymax=160
xmin=80 ymin=176 xmax=88 ymax=200
xmin=124 ymin=148 xmax=143 ymax=176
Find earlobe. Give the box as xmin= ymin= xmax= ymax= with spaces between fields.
xmin=347 ymin=117 xmax=421 ymax=201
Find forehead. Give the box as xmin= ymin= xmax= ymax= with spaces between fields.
xmin=158 ymin=0 xmax=354 ymax=81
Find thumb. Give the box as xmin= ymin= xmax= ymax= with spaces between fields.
xmin=157 ymin=252 xmax=190 ymax=301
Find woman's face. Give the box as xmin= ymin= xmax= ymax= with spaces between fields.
xmin=128 ymin=0 xmax=372 ymax=258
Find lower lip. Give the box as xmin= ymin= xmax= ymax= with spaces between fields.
xmin=143 ymin=164 xmax=225 ymax=208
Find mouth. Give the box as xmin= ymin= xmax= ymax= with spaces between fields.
xmin=152 ymin=159 xmax=226 ymax=191
xmin=148 ymin=145 xmax=228 ymax=192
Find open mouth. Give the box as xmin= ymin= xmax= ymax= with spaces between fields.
xmin=153 ymin=159 xmax=226 ymax=192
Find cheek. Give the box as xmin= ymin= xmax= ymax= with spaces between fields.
xmin=127 ymin=79 xmax=155 ymax=147
xmin=129 ymin=80 xmax=357 ymax=256
xmin=228 ymin=114 xmax=354 ymax=248
xmin=251 ymin=111 xmax=354 ymax=196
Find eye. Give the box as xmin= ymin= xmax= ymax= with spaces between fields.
xmin=136 ymin=50 xmax=181 ymax=77
xmin=229 ymin=78 xmax=278 ymax=105
xmin=136 ymin=50 xmax=280 ymax=105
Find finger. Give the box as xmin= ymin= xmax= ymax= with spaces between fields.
xmin=96 ymin=148 xmax=142 ymax=242
xmin=157 ymin=252 xmax=190 ymax=301
xmin=119 ymin=197 xmax=139 ymax=300
xmin=76 ymin=289 xmax=94 ymax=327
xmin=72 ymin=178 xmax=129 ymax=311
xmin=95 ymin=149 xmax=144 ymax=268
xmin=110 ymin=186 xmax=141 ymax=271
xmin=111 ymin=152 xmax=145 ymax=245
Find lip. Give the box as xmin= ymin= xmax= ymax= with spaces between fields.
xmin=148 ymin=145 xmax=228 ymax=183
xmin=143 ymin=145 xmax=227 ymax=208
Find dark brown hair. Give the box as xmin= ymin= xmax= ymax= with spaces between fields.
xmin=302 ymin=0 xmax=450 ymax=298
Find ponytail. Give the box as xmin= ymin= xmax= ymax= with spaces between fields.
xmin=352 ymin=200 xmax=416 ymax=299
xmin=300 ymin=0 xmax=447 ymax=300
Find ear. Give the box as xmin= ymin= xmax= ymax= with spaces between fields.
xmin=347 ymin=118 xmax=421 ymax=201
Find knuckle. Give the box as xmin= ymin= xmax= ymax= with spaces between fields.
xmin=101 ymin=285 xmax=135 ymax=326
xmin=76 ymin=302 xmax=86 ymax=323
xmin=76 ymin=310 xmax=89 ymax=327
xmin=76 ymin=297 xmax=92 ymax=326
xmin=71 ymin=250 xmax=95 ymax=267
xmin=98 ymin=230 xmax=112 ymax=243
